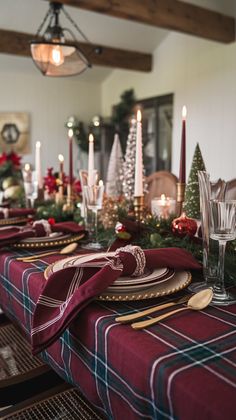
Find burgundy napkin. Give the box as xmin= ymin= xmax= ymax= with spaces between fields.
xmin=0 ymin=221 xmax=85 ymax=248
xmin=31 ymin=246 xmax=201 ymax=355
xmin=0 ymin=208 xmax=35 ymax=220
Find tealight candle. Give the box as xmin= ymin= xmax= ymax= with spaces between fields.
xmin=151 ymin=194 xmax=176 ymax=219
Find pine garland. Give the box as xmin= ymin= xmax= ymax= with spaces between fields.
xmin=34 ymin=200 xmax=236 ymax=286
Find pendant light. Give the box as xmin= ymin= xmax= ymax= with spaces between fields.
xmin=30 ymin=1 xmax=101 ymax=77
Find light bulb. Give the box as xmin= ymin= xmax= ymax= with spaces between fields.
xmin=50 ymin=45 xmax=64 ymax=66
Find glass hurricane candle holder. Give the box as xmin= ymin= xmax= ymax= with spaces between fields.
xmin=151 ymin=194 xmax=176 ymax=219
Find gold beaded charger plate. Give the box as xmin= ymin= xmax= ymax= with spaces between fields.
xmin=0 ymin=216 xmax=29 ymax=226
xmin=44 ymin=253 xmax=191 ymax=301
xmin=99 ymin=271 xmax=191 ymax=301
xmin=12 ymin=233 xmax=85 ymax=249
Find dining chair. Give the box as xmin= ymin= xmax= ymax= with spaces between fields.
xmin=0 ymin=316 xmax=62 ymax=407
xmin=145 ymin=170 xmax=178 ymax=209
xmin=0 ymin=382 xmax=106 ymax=419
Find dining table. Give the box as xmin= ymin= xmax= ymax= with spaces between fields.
xmin=0 ymin=246 xmax=235 ymax=420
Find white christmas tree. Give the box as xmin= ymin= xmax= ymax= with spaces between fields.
xmin=122 ymin=117 xmax=137 ymax=201
xmin=106 ymin=134 xmax=124 ymax=197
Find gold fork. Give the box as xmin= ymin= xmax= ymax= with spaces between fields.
xmin=115 ymin=295 xmax=189 ymax=324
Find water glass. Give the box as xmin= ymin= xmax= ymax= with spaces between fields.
xmin=209 ymin=200 xmax=236 ymax=305
xmin=189 ymin=171 xmax=226 ymax=293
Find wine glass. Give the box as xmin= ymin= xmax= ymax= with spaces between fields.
xmin=209 ymin=200 xmax=236 ymax=305
xmin=83 ymin=181 xmax=104 ymax=250
xmin=23 ymin=171 xmax=39 ymax=208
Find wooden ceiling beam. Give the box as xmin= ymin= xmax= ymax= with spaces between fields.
xmin=52 ymin=0 xmax=235 ymax=43
xmin=0 ymin=29 xmax=152 ymax=72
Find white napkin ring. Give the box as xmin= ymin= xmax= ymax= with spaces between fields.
xmin=115 ymin=245 xmax=146 ymax=277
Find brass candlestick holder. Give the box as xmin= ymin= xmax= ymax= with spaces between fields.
xmin=134 ymin=195 xmax=144 ymax=223
xmin=55 ymin=185 xmax=64 ymax=204
xmin=63 ymin=183 xmax=74 ymax=212
xmin=176 ymin=182 xmax=186 ymax=215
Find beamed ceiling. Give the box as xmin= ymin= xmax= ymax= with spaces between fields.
xmin=0 ymin=0 xmax=235 ymax=76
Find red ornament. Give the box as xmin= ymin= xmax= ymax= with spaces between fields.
xmin=115 ymin=222 xmax=131 ymax=240
xmin=171 ymin=212 xmax=197 ymax=237
xmin=48 ymin=217 xmax=56 ymax=225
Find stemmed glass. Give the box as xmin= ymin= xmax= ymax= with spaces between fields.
xmin=23 ymin=171 xmax=39 ymax=208
xmin=83 ymin=181 xmax=104 ymax=250
xmin=209 ymin=200 xmax=236 ymax=305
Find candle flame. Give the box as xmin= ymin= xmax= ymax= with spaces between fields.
xmin=24 ymin=163 xmax=30 ymax=171
xmin=137 ymin=110 xmax=142 ymax=122
xmin=58 ymin=154 xmax=64 ymax=162
xmin=161 ymin=194 xmax=166 ymax=203
xmin=68 ymin=129 xmax=73 ymax=138
xmin=182 ymin=106 xmax=187 ymax=120
xmin=99 ymin=180 xmax=103 ymax=187
xmin=36 ymin=141 xmax=41 ymax=148
xmin=89 ymin=133 xmax=94 ymax=142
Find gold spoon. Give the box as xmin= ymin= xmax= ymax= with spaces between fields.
xmin=17 ymin=242 xmax=78 ymax=262
xmin=115 ymin=295 xmax=189 ymax=324
xmin=131 ymin=288 xmax=213 ymax=330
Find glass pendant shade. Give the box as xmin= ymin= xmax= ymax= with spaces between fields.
xmin=30 ymin=2 xmax=95 ymax=77
xmin=30 ymin=41 xmax=90 ymax=77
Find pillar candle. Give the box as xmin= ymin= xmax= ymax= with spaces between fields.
xmin=35 ymin=141 xmax=43 ymax=189
xmin=68 ymin=129 xmax=73 ymax=185
xmin=134 ymin=110 xmax=144 ymax=196
xmin=88 ymin=133 xmax=95 ymax=186
xmin=179 ymin=106 xmax=187 ymax=183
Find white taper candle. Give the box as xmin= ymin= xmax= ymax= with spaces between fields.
xmin=88 ymin=133 xmax=95 ymax=186
xmin=134 ymin=110 xmax=144 ymax=196
xmin=35 ymin=141 xmax=43 ymax=189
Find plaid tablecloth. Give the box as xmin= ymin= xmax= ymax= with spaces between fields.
xmin=0 ymin=248 xmax=235 ymax=420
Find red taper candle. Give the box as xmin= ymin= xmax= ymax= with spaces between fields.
xmin=179 ymin=106 xmax=187 ymax=183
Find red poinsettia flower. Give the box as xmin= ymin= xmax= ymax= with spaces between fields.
xmin=44 ymin=168 xmax=57 ymax=194
xmin=0 ymin=152 xmax=7 ymax=165
xmin=73 ymin=179 xmax=82 ymax=194
xmin=7 ymin=152 xmax=22 ymax=167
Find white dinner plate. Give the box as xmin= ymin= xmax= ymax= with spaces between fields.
xmin=44 ymin=252 xmax=175 ymax=292
xmin=107 ymin=268 xmax=175 ymax=292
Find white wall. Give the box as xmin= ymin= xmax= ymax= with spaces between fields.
xmin=101 ymin=32 xmax=236 ymax=182
xmin=0 ymin=54 xmax=101 ymax=178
